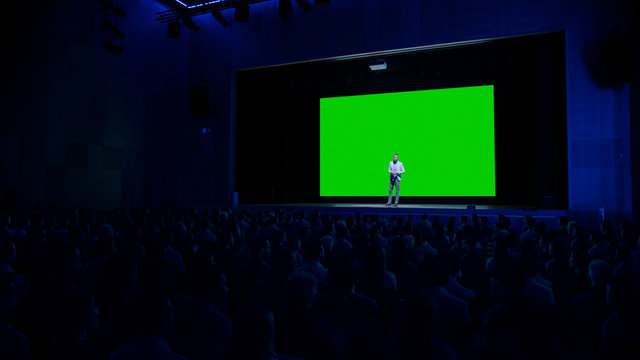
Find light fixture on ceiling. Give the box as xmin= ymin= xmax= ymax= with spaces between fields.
xmin=101 ymin=19 xmax=125 ymax=39
xmin=99 ymin=0 xmax=126 ymax=17
xmin=103 ymin=40 xmax=124 ymax=54
xmin=295 ymin=0 xmax=313 ymax=12
xmin=182 ymin=17 xmax=201 ymax=32
xmin=211 ymin=10 xmax=229 ymax=27
xmin=99 ymin=0 xmax=126 ymax=54
xmin=279 ymin=0 xmax=292 ymax=22
xmin=369 ymin=58 xmax=387 ymax=71
xmin=235 ymin=1 xmax=250 ymax=22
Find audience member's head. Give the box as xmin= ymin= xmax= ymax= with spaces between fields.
xmin=56 ymin=286 xmax=99 ymax=339
xmin=419 ymin=254 xmax=449 ymax=287
xmin=495 ymin=214 xmax=511 ymax=231
xmin=269 ymin=247 xmax=298 ymax=284
xmin=48 ymin=240 xmax=82 ymax=282
xmin=607 ymin=265 xmax=640 ymax=316
xmin=100 ymin=252 xmax=139 ymax=296
xmin=327 ymin=256 xmax=357 ymax=294
xmin=588 ymin=259 xmax=611 ymax=287
xmin=558 ymin=216 xmax=569 ymax=233
xmin=0 ymin=265 xmax=18 ymax=323
xmin=401 ymin=291 xmax=439 ymax=339
xmin=246 ymin=229 xmax=270 ymax=260
xmin=129 ymin=290 xmax=175 ymax=337
xmin=524 ymin=215 xmax=536 ymax=232
xmin=491 ymin=262 xmax=526 ymax=302
xmin=569 ymin=249 xmax=590 ymax=273
xmin=600 ymin=219 xmax=613 ymax=236
xmin=462 ymin=232 xmax=477 ymax=253
xmin=361 ymin=245 xmax=386 ymax=284
xmin=230 ymin=302 xmax=275 ymax=360
xmin=286 ymin=271 xmax=317 ymax=310
xmin=305 ymin=239 xmax=324 ymax=263
xmin=319 ymin=234 xmax=333 ymax=255
xmin=0 ymin=238 xmax=16 ymax=266
xmin=549 ymin=238 xmax=568 ymax=261
xmin=95 ymin=224 xmax=116 ymax=258
xmin=189 ymin=262 xmax=228 ymax=304
xmin=335 ymin=220 xmax=349 ymax=239
xmin=492 ymin=230 xmax=510 ymax=262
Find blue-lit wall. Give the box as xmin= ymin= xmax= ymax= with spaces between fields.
xmin=0 ymin=0 xmax=636 ymax=225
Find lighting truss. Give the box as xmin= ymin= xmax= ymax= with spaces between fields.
xmin=155 ymin=0 xmax=271 ymax=24
xmin=99 ymin=0 xmax=126 ymax=53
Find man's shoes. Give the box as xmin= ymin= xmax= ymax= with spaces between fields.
xmin=385 ymin=203 xmax=391 ymax=206
xmin=393 ymin=204 xmax=398 ymax=207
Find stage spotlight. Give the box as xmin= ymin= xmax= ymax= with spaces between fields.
xmin=211 ymin=10 xmax=229 ymax=27
xmin=315 ymin=0 xmax=330 ymax=7
xmin=168 ymin=21 xmax=180 ymax=38
xmin=99 ymin=0 xmax=126 ymax=17
xmin=103 ymin=40 xmax=123 ymax=54
xmin=295 ymin=0 xmax=312 ymax=12
xmin=101 ymin=20 xmax=125 ymax=39
xmin=279 ymin=0 xmax=292 ymax=22
xmin=235 ymin=1 xmax=250 ymax=22
xmin=182 ymin=17 xmax=201 ymax=32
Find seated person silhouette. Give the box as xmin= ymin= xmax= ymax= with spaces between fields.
xmin=220 ymin=302 xmax=276 ymax=360
xmin=315 ymin=256 xmax=379 ymax=316
xmin=109 ymin=291 xmax=187 ymax=360
xmin=276 ymin=271 xmax=338 ymax=360
xmin=385 ymin=291 xmax=455 ymax=360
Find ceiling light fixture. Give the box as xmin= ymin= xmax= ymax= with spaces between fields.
xmin=279 ymin=0 xmax=292 ymax=22
xmin=211 ymin=10 xmax=229 ymax=27
xmin=235 ymin=1 xmax=250 ymax=22
xmin=295 ymin=0 xmax=313 ymax=13
xmin=368 ymin=59 xmax=387 ymax=71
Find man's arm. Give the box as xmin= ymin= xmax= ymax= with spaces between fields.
xmin=398 ymin=163 xmax=405 ymax=174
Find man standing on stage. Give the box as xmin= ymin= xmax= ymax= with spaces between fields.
xmin=386 ymin=153 xmax=405 ymax=207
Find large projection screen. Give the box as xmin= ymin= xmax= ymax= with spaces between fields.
xmin=320 ymin=85 xmax=495 ymax=197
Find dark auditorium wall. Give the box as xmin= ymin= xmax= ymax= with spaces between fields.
xmin=0 ymin=0 xmax=637 ymax=225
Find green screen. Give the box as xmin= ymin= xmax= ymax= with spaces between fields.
xmin=320 ymin=85 xmax=495 ymax=197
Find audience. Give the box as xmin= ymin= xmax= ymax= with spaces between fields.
xmin=275 ymin=271 xmax=337 ymax=360
xmin=386 ymin=291 xmax=456 ymax=360
xmin=315 ymin=256 xmax=379 ymax=316
xmin=571 ymin=259 xmax=611 ymax=310
xmin=174 ymin=262 xmax=231 ymax=346
xmin=297 ymin=239 xmax=328 ymax=286
xmin=0 ymin=265 xmax=29 ymax=360
xmin=0 ymin=205 xmax=637 ymax=359
xmin=601 ymin=265 xmax=640 ymax=345
xmin=417 ymin=254 xmax=471 ymax=324
xmin=110 ymin=291 xmax=186 ymax=360
xmin=358 ymin=245 xmax=397 ymax=291
xmin=221 ymin=302 xmax=275 ymax=360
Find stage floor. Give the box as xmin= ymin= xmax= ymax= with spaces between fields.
xmin=233 ymin=203 xmax=568 ymax=221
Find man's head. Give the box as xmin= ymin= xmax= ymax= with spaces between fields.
xmin=393 ymin=154 xmax=399 ymax=162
